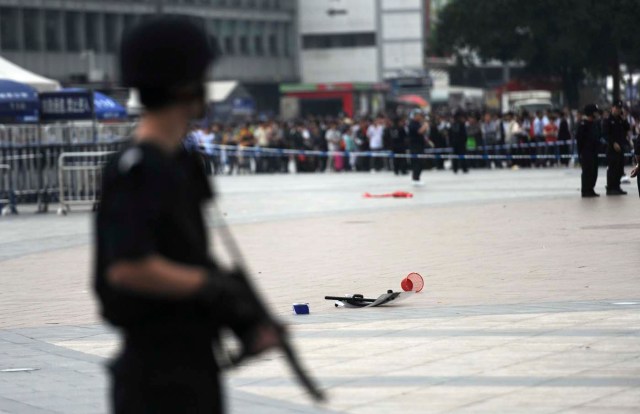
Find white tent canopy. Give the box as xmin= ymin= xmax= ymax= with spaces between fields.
xmin=206 ymin=81 xmax=238 ymax=103
xmin=0 ymin=55 xmax=60 ymax=92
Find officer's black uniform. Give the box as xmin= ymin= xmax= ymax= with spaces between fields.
xmin=603 ymin=101 xmax=629 ymax=195
xmin=450 ymin=113 xmax=468 ymax=174
xmin=96 ymin=144 xmax=225 ymax=413
xmin=94 ymin=16 xmax=267 ymax=414
xmin=635 ymin=139 xmax=640 ymax=198
xmin=407 ymin=118 xmax=425 ymax=181
xmin=387 ymin=118 xmax=408 ymax=175
xmin=576 ymin=105 xmax=602 ymax=197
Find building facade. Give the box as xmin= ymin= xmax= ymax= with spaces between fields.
xmin=0 ymin=0 xmax=299 ymax=89
xmin=298 ymin=0 xmax=426 ymax=84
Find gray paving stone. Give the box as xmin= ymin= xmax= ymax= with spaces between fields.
xmin=1 ymin=169 xmax=639 ymax=413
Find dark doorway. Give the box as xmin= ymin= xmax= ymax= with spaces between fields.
xmin=300 ymin=99 xmax=343 ymax=118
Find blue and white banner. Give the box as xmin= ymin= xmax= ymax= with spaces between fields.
xmin=40 ymin=91 xmax=94 ymax=121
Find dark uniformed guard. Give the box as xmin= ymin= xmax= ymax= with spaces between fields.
xmin=632 ymin=142 xmax=640 ymax=197
xmin=450 ymin=110 xmax=469 ymax=174
xmin=407 ymin=109 xmax=429 ymax=185
xmin=576 ymin=104 xmax=602 ymax=197
xmin=387 ymin=116 xmax=408 ymax=175
xmin=94 ymin=17 xmax=279 ymax=413
xmin=603 ymin=99 xmax=629 ymax=195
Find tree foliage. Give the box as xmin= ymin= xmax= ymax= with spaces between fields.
xmin=433 ymin=0 xmax=640 ymax=106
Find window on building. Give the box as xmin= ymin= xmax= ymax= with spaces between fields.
xmin=254 ymin=36 xmax=263 ymax=56
xmin=221 ymin=20 xmax=235 ymax=55
xmin=65 ymin=12 xmax=81 ymax=52
xmin=223 ymin=37 xmax=233 ymax=54
xmin=239 ymin=36 xmax=249 ymax=55
xmin=268 ymin=33 xmax=278 ymax=56
xmin=355 ymin=33 xmax=375 ymax=46
xmin=238 ymin=21 xmax=250 ymax=55
xmin=253 ymin=22 xmax=264 ymax=56
xmin=23 ymin=9 xmax=41 ymax=51
xmin=45 ymin=10 xmax=61 ymax=52
xmin=302 ymin=32 xmax=376 ymax=50
xmin=283 ymin=23 xmax=291 ymax=57
xmin=207 ymin=19 xmax=221 ymax=52
xmin=105 ymin=14 xmax=120 ymax=53
xmin=85 ymin=13 xmax=100 ymax=52
xmin=0 ymin=8 xmax=20 ymax=50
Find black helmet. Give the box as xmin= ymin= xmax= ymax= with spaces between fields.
xmin=583 ymin=103 xmax=599 ymax=117
xmin=120 ymin=16 xmax=218 ymax=109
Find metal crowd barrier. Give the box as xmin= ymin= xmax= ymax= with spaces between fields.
xmin=0 ymin=162 xmax=16 ymax=215
xmin=0 ymin=123 xmax=133 ymax=215
xmin=57 ymin=151 xmax=114 ymax=215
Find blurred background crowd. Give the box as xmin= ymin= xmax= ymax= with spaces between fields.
xmin=188 ymin=105 xmax=639 ymax=177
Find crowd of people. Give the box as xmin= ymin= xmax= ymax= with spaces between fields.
xmin=185 ymin=106 xmax=640 ymax=185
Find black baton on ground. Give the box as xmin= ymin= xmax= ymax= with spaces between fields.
xmin=213 ymin=206 xmax=326 ymax=403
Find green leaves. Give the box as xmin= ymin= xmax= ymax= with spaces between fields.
xmin=433 ymin=0 xmax=640 ymax=104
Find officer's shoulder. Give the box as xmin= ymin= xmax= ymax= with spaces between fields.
xmin=108 ymin=144 xmax=167 ymax=178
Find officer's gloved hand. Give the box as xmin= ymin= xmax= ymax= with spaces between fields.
xmin=235 ymin=320 xmax=284 ymax=362
xmin=196 ymin=265 xmax=283 ymax=361
xmin=224 ymin=267 xmax=285 ymax=361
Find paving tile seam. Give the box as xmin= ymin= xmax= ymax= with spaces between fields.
xmin=339 ymin=385 xmax=433 ymax=412
xmin=271 ymin=375 xmax=640 ymax=389
xmin=0 ymin=333 xmax=105 ymax=365
xmin=443 ymin=353 xmax=640 ymax=413
xmin=570 ymin=386 xmax=640 ymax=412
xmin=286 ymin=301 xmax=640 ymax=325
xmin=0 ymin=396 xmax=61 ymax=414
xmin=550 ymin=389 xmax=636 ymax=414
xmin=296 ymin=328 xmax=640 ymax=339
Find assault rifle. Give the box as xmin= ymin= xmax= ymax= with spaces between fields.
xmin=213 ymin=206 xmax=325 ymax=403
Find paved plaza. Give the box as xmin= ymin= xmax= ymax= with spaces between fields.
xmin=1 ymin=167 xmax=639 ymax=413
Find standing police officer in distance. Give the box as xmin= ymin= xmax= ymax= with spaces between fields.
xmin=94 ymin=17 xmax=279 ymax=413
xmin=577 ymin=104 xmax=602 ymax=197
xmin=407 ymin=109 xmax=429 ymax=186
xmin=450 ymin=110 xmax=469 ymax=174
xmin=603 ymin=99 xmax=629 ymax=195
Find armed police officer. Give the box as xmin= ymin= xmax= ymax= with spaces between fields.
xmin=603 ymin=99 xmax=629 ymax=195
xmin=577 ymin=104 xmax=602 ymax=197
xmin=407 ymin=109 xmax=429 ymax=186
xmin=94 ymin=17 xmax=279 ymax=413
xmin=450 ymin=110 xmax=469 ymax=174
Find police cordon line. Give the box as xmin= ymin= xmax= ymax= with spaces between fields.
xmin=204 ymin=140 xmax=628 ymax=161
xmin=0 ymin=137 xmax=634 ymax=215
